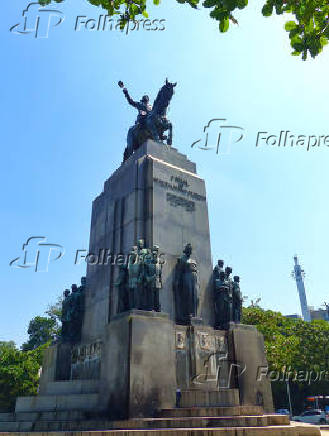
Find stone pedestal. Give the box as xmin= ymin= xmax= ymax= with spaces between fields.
xmin=82 ymin=140 xmax=214 ymax=344
xmin=101 ymin=310 xmax=176 ymax=419
xmin=38 ymin=344 xmax=71 ymax=394
xmin=229 ymin=323 xmax=274 ymax=412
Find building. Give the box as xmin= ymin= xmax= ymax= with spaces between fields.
xmin=309 ymin=308 xmax=329 ymax=322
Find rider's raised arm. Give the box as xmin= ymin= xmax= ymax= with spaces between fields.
xmin=123 ymin=88 xmax=138 ymax=108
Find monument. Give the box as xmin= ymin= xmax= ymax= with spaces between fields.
xmin=0 ymin=80 xmax=320 ymax=436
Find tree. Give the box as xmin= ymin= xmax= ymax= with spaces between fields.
xmin=0 ymin=297 xmax=63 ymax=411
xmin=46 ymin=297 xmax=62 ymax=324
xmin=242 ymin=306 xmax=329 ymax=413
xmin=39 ymin=0 xmax=329 ymax=60
xmin=21 ymin=297 xmax=63 ymax=351
xmin=0 ymin=343 xmax=47 ymax=411
xmin=45 ymin=297 xmax=62 ymax=335
xmin=21 ymin=316 xmax=58 ymax=351
xmin=0 ymin=341 xmax=16 ymax=349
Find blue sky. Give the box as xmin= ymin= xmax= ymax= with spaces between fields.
xmin=1 ymin=0 xmax=329 ymax=346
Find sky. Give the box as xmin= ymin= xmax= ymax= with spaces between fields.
xmin=1 ymin=0 xmax=329 ymax=346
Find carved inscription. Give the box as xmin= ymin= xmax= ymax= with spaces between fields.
xmin=153 ymin=176 xmax=206 ymax=204
xmin=71 ymin=341 xmax=102 ymax=380
xmin=167 ymin=192 xmax=195 ymax=212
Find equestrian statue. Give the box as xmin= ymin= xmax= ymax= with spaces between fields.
xmin=118 ymin=79 xmax=176 ymax=161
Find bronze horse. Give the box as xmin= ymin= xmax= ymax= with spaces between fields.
xmin=124 ymin=79 xmax=176 ymax=161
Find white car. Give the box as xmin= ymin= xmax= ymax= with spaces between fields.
xmin=292 ymin=409 xmax=328 ymax=425
xmin=276 ymin=409 xmax=290 ymax=415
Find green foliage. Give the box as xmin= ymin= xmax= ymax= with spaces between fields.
xmin=0 ymin=341 xmax=16 ymax=349
xmin=242 ymin=306 xmax=329 ymax=373
xmin=242 ymin=306 xmax=329 ymax=412
xmin=21 ymin=297 xmax=63 ymax=351
xmin=39 ymin=0 xmax=328 ymax=59
xmin=0 ymin=343 xmax=47 ymax=411
xmin=0 ymin=297 xmax=62 ymax=411
xmin=21 ymin=316 xmax=58 ymax=351
xmin=46 ymin=297 xmax=62 ymax=329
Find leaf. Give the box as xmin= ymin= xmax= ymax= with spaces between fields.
xmin=219 ymin=16 xmax=230 ymax=32
xmin=262 ymin=3 xmax=273 ymax=17
xmin=285 ymin=20 xmax=297 ymax=31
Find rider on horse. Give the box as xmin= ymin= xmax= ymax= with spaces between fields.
xmin=122 ymin=87 xmax=152 ymax=155
xmin=119 ymin=79 xmax=176 ymax=161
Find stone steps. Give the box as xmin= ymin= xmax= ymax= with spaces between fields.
xmin=0 ymin=414 xmax=13 ymax=423
xmin=180 ymin=390 xmax=239 ymax=408
xmin=159 ymin=406 xmax=264 ymax=418
xmin=15 ymin=393 xmax=99 ymax=413
xmin=0 ymin=426 xmax=320 ymax=435
xmin=0 ymin=414 xmax=290 ymax=432
xmin=0 ymin=405 xmax=321 ymax=435
xmin=0 ymin=406 xmax=263 ymax=424
xmin=0 ymin=411 xmax=89 ymax=422
xmin=41 ymin=380 xmax=99 ymax=396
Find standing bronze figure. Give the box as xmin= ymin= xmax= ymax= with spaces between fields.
xmin=232 ymin=276 xmax=242 ymax=323
xmin=144 ymin=245 xmax=162 ymax=312
xmin=174 ymin=243 xmax=199 ymax=324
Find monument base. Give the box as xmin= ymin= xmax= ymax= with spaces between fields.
xmin=0 ymin=293 xmax=313 ymax=435
xmin=10 ymin=320 xmax=273 ymax=419
xmin=0 ymin=406 xmax=320 ymax=435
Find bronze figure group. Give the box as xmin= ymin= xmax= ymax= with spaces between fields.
xmin=61 ymin=277 xmax=86 ymax=344
xmin=213 ymin=260 xmax=242 ymax=330
xmin=115 ymin=240 xmax=162 ymax=312
xmin=60 ymin=247 xmax=242 ymax=342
